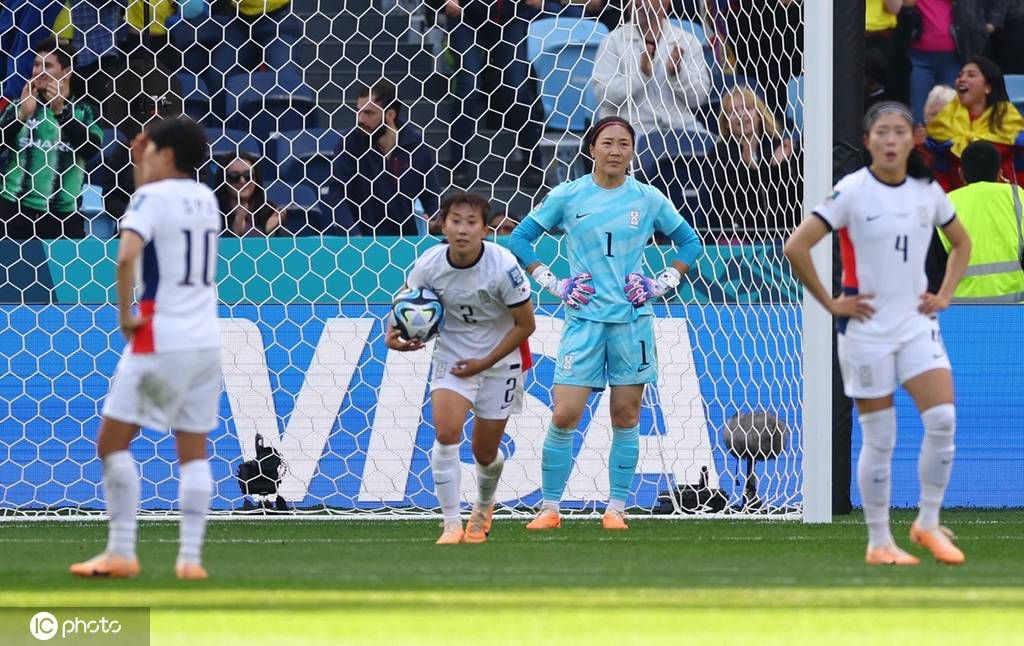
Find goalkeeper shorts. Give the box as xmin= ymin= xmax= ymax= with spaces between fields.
xmin=554 ymin=315 xmax=658 ymax=390
xmin=102 ymin=348 xmax=222 ymax=432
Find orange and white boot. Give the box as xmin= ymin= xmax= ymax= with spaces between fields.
xmin=463 ymin=502 xmax=494 ymax=544
xmin=69 ymin=552 xmax=140 ymax=578
xmin=602 ymin=508 xmax=629 ymax=531
xmin=910 ymin=522 xmax=965 ymax=565
xmin=436 ymin=520 xmax=465 ymax=545
xmin=865 ymin=543 xmax=920 ymax=565
xmin=175 ymin=561 xmax=209 ymax=580
xmin=526 ymin=508 xmax=561 ymax=531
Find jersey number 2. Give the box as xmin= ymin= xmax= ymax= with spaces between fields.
xmin=179 ymin=229 xmax=217 ymax=286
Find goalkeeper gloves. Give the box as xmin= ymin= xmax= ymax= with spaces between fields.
xmin=531 ymin=265 xmax=595 ymax=310
xmin=625 ymin=267 xmax=681 ymax=306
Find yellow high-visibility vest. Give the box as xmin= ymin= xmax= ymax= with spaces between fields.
xmin=943 ymin=181 xmax=1024 ymax=303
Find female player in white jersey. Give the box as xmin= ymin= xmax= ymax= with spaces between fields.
xmin=386 ymin=192 xmax=536 ymax=544
xmin=785 ymin=102 xmax=972 ymax=565
xmin=508 ymin=116 xmax=702 ymax=530
xmin=70 ymin=116 xmax=222 ymax=580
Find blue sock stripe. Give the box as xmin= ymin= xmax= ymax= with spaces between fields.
xmin=609 ymin=425 xmax=640 ymax=504
xmin=541 ymin=423 xmax=574 ymax=503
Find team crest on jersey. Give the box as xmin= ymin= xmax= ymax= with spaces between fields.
xmin=477 ymin=289 xmax=492 ymax=304
xmin=629 ymin=210 xmax=640 ymax=227
xmin=827 ymin=190 xmax=840 ymax=201
xmin=917 ymin=206 xmax=930 ymax=227
xmin=562 ymin=353 xmax=574 ymax=372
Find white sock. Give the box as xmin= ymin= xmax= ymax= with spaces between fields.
xmin=857 ymin=407 xmax=897 ymax=548
xmin=431 ymin=440 xmax=462 ymax=524
xmin=474 ymin=452 xmax=504 ymax=506
xmin=103 ymin=450 xmax=139 ymax=558
xmin=916 ymin=404 xmax=956 ymax=530
xmin=607 ymin=499 xmax=625 ymax=513
xmin=177 ymin=459 xmax=212 ymax=566
xmin=541 ymin=500 xmax=560 ymax=513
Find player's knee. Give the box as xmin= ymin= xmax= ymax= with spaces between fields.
xmin=551 ymin=407 xmax=583 ymax=430
xmin=609 ymin=404 xmax=640 ymax=429
xmin=921 ymin=403 xmax=955 ymax=439
xmin=472 ymin=444 xmax=498 ymax=466
xmin=434 ymin=426 xmax=461 ymax=445
xmin=862 ymin=426 xmax=896 ymax=453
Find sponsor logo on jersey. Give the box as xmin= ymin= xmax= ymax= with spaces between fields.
xmin=629 ymin=210 xmax=640 ymax=227
xmin=917 ymin=206 xmax=929 ymax=227
xmin=575 ymin=212 xmax=591 ymax=219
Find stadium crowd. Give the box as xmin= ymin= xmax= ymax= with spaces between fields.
xmin=0 ymin=0 xmax=1022 ymax=253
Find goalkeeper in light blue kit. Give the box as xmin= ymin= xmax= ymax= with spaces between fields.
xmin=508 ymin=116 xmax=702 ymax=529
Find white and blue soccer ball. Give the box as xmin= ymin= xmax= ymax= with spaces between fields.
xmin=391 ymin=288 xmax=443 ymax=342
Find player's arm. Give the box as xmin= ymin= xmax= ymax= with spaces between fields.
xmin=921 ymin=216 xmax=971 ymax=314
xmin=450 ymin=302 xmax=536 ymax=378
xmin=508 ymin=199 xmax=594 ymax=309
xmin=783 ymin=216 xmax=875 ymax=320
xmin=115 ymin=230 xmax=150 ymax=339
xmin=625 ymin=200 xmax=703 ymax=305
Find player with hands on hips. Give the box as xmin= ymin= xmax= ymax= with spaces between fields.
xmin=785 ymin=101 xmax=972 ymax=566
xmin=387 ymin=192 xmax=536 ymax=545
xmin=508 ymin=116 xmax=702 ymax=531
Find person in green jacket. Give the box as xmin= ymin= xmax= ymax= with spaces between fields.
xmin=0 ymin=37 xmax=101 ymax=239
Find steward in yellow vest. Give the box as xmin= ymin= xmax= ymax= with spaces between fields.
xmin=937 ymin=141 xmax=1024 ymax=302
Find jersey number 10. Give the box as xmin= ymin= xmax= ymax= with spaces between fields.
xmin=179 ymin=229 xmax=218 ymax=287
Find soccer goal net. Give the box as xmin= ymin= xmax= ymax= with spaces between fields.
xmin=0 ymin=0 xmax=810 ymax=518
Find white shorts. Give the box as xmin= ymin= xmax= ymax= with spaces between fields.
xmin=429 ymin=355 xmax=524 ymax=420
xmin=102 ymin=348 xmax=222 ymax=432
xmin=837 ymin=324 xmax=951 ymax=400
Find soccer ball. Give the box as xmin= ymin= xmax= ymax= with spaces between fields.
xmin=391 ymin=288 xmax=443 ymax=342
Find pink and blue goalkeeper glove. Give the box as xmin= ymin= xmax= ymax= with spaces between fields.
xmin=625 ymin=268 xmax=681 ymax=306
xmin=532 ymin=266 xmax=595 ymax=310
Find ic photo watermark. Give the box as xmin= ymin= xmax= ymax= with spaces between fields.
xmin=1 ymin=608 xmax=149 ymax=646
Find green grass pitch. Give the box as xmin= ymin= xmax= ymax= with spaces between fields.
xmin=1 ymin=510 xmax=1022 ymax=645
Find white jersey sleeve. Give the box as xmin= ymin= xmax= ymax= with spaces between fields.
xmin=812 ymin=173 xmax=859 ymax=231
xmin=930 ymin=181 xmax=957 ymax=228
xmin=498 ymin=253 xmax=531 ymax=308
xmin=120 ymin=190 xmax=157 ymax=242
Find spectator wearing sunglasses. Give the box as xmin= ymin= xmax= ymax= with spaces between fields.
xmin=214 ymin=152 xmax=285 ymax=237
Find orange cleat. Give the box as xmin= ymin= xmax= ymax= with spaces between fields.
xmin=602 ymin=509 xmax=629 ymax=531
xmin=175 ymin=562 xmax=209 ymax=580
xmin=69 ymin=552 xmax=140 ymax=579
xmin=526 ymin=508 xmax=561 ymax=531
xmin=865 ymin=544 xmax=921 ymax=565
xmin=910 ymin=522 xmax=965 ymax=565
xmin=436 ymin=521 xmax=464 ymax=545
xmin=463 ymin=502 xmax=494 ymax=544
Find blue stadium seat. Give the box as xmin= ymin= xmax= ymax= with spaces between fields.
xmin=266 ymin=181 xmax=324 ymax=235
xmin=1005 ymin=75 xmax=1024 ymax=115
xmin=268 ymin=128 xmax=343 ymax=188
xmin=80 ymin=184 xmax=104 ymax=216
xmin=786 ymin=75 xmax=804 ymax=134
xmin=527 ymin=17 xmax=610 ymax=132
xmin=205 ymin=128 xmax=263 ymax=159
xmin=225 ymin=71 xmax=316 ymax=135
xmin=176 ymin=73 xmax=212 ymax=123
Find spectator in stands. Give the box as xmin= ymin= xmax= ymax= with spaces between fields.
xmin=906 ymin=0 xmax=997 ymax=124
xmin=707 ymin=86 xmax=800 ymax=243
xmin=0 ymin=38 xmax=100 ymax=239
xmin=328 ymin=81 xmax=442 ymax=236
xmin=927 ymin=56 xmax=1024 ymax=191
xmin=493 ymin=0 xmax=604 ymax=187
xmin=489 ymin=211 xmax=519 ymax=237
xmin=721 ymin=0 xmax=802 ymax=116
xmin=443 ymin=0 xmax=493 ymax=185
xmin=215 ymin=152 xmax=286 ymax=237
xmin=591 ymin=0 xmax=711 ymax=136
xmin=866 ymin=1 xmax=904 ymax=105
xmin=990 ymin=0 xmax=1024 ymax=74
xmin=926 ymin=140 xmax=1024 ymax=301
xmin=914 ymin=84 xmax=956 ymax=145
xmin=0 ymin=0 xmax=63 ymax=101
xmin=175 ymin=0 xmax=300 ymax=121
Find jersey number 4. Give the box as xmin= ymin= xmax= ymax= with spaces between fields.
xmin=179 ymin=229 xmax=218 ymax=287
xmin=895 ymin=235 xmax=908 ymax=263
